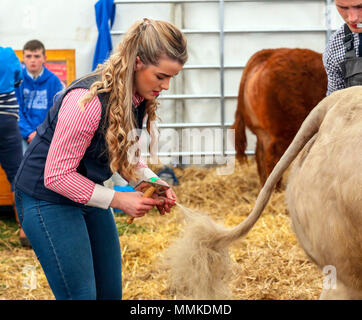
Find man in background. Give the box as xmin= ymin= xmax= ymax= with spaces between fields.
xmin=323 ymin=0 xmax=362 ymax=95
xmin=16 ymin=40 xmax=63 ymax=152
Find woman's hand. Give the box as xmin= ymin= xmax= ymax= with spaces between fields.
xmin=154 ymin=179 xmax=177 ymax=215
xmin=110 ymin=191 xmax=164 ymax=218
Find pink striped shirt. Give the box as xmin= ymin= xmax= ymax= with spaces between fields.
xmin=44 ymin=88 xmax=154 ymax=208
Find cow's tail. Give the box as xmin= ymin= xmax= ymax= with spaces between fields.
xmin=232 ymin=49 xmax=275 ymax=162
xmin=219 ymin=91 xmax=332 ymax=244
xmin=165 ymin=90 xmax=334 ymax=299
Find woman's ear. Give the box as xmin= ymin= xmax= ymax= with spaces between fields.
xmin=135 ymin=56 xmax=144 ymax=71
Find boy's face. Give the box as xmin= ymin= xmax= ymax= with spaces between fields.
xmin=23 ymin=49 xmax=46 ymax=76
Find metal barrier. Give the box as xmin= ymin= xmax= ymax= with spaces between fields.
xmin=112 ymin=0 xmax=336 ymax=161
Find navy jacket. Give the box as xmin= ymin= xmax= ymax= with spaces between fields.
xmin=14 ymin=74 xmax=146 ymax=206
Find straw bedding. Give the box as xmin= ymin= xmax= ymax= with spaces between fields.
xmin=0 ymin=159 xmax=323 ymax=300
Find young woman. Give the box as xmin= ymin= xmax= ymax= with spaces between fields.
xmin=14 ymin=18 xmax=188 ymax=300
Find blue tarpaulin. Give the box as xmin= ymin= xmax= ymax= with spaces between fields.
xmin=92 ymin=0 xmax=116 ymax=70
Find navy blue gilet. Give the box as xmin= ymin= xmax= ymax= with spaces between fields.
xmin=14 ymin=73 xmax=146 ymax=207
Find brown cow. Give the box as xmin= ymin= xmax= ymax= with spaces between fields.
xmin=232 ymin=48 xmax=327 ymax=189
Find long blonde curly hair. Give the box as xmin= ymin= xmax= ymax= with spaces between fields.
xmin=79 ymin=18 xmax=188 ymax=182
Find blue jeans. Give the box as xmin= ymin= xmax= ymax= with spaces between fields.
xmin=15 ymin=189 xmax=122 ymax=300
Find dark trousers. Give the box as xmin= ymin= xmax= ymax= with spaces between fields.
xmin=0 ymin=114 xmax=22 ymax=190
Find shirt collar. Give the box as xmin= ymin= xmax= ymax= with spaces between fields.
xmin=26 ymin=67 xmax=44 ymax=80
xmin=132 ymin=92 xmax=145 ymax=108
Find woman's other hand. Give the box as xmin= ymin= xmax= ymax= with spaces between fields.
xmin=110 ymin=191 xmax=164 ymax=218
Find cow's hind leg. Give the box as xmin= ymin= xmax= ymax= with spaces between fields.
xmin=263 ymin=138 xmax=287 ymax=190
xmin=255 ymin=138 xmax=267 ymax=187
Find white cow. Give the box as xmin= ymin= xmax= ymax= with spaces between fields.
xmin=285 ymin=87 xmax=362 ymax=299
xmin=166 ymin=86 xmax=362 ymax=300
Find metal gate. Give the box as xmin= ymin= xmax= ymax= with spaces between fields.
xmin=112 ymin=0 xmax=336 ymax=164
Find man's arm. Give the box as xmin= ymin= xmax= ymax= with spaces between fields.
xmin=322 ymin=26 xmax=347 ymax=96
xmin=323 ymin=51 xmax=345 ymax=96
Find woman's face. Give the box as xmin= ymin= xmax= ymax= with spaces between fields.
xmin=134 ymin=55 xmax=183 ymax=100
